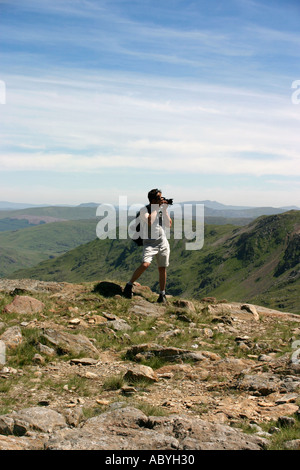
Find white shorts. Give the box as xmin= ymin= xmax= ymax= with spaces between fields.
xmin=142 ymin=241 xmax=170 ymax=267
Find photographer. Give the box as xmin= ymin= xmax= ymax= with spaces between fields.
xmin=123 ymin=188 xmax=172 ymax=303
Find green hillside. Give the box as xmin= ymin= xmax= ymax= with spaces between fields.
xmin=0 ymin=219 xmax=98 ymax=277
xmin=10 ymin=211 xmax=300 ymax=314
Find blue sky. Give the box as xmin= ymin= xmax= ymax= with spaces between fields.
xmin=0 ymin=0 xmax=300 ymax=207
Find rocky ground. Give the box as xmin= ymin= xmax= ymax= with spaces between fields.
xmin=0 ymin=278 xmax=299 ymax=450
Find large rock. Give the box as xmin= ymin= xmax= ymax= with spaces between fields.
xmin=0 ymin=407 xmax=67 ymax=435
xmin=0 ymin=434 xmax=45 ymax=450
xmin=124 ymin=364 xmax=158 ymax=383
xmin=129 ymin=298 xmax=165 ymax=318
xmin=236 ymin=373 xmax=282 ymax=396
xmin=41 ymin=328 xmax=99 ymax=358
xmin=3 ymin=295 xmax=45 ymax=315
xmin=125 ymin=343 xmax=221 ymax=363
xmin=45 ymin=406 xmax=266 ymax=450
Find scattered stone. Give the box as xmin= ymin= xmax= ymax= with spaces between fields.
xmin=0 ymin=279 xmax=299 ymax=450
xmin=86 ymin=314 xmax=108 ymax=324
xmin=96 ymin=399 xmax=110 ymax=406
xmin=124 ymin=364 xmax=158 ymax=383
xmin=33 ymin=353 xmax=45 ymax=365
xmin=284 ymin=439 xmax=300 ymax=450
xmin=107 ymin=318 xmax=132 ymax=332
xmin=37 ymin=343 xmax=56 ymax=357
xmin=68 ymin=318 xmax=81 ymax=326
xmin=85 ymin=371 xmax=98 ymax=379
xmin=241 ymin=304 xmax=260 ymax=321
xmin=132 ymin=283 xmax=153 ymax=297
xmin=258 ymin=354 xmax=274 ymax=362
xmin=69 ymin=357 xmax=99 ymax=366
xmin=275 ymin=393 xmax=298 ymax=405
xmin=62 ymin=407 xmax=84 ymax=428
xmin=203 ymin=328 xmax=214 ymax=338
xmin=121 ymin=385 xmax=137 ymax=396
xmin=158 ymin=329 xmax=183 ymax=341
xmin=277 ymin=416 xmax=296 ymax=428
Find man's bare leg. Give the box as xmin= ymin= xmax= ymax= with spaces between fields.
xmin=158 ymin=266 xmax=167 ymax=292
xmin=130 ymin=262 xmax=150 ymax=283
xmin=157 ymin=267 xmax=167 ymax=303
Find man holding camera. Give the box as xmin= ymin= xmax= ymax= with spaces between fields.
xmin=123 ymin=189 xmax=172 ymax=303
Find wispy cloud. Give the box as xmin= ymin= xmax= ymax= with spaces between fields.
xmin=1 ymin=67 xmax=299 ymax=177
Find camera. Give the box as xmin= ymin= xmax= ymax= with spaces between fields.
xmin=164 ymin=198 xmax=173 ymax=206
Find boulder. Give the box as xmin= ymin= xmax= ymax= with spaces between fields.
xmin=236 ymin=373 xmax=281 ymax=396
xmin=0 ymin=434 xmax=45 ymax=450
xmin=241 ymin=304 xmax=260 ymax=321
xmin=125 ymin=343 xmax=221 ymax=363
xmin=0 ymin=407 xmax=67 ymax=435
xmin=41 ymin=327 xmax=99 ymax=358
xmin=124 ymin=364 xmax=158 ymax=383
xmin=3 ymin=295 xmax=45 ymax=315
xmin=93 ymin=281 xmax=123 ymax=297
xmin=129 ymin=298 xmax=165 ymax=318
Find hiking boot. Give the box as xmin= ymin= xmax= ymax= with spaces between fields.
xmin=157 ymin=293 xmax=167 ymax=304
xmin=123 ymin=283 xmax=133 ymax=299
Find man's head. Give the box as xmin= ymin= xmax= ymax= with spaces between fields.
xmin=148 ymin=188 xmax=162 ymax=204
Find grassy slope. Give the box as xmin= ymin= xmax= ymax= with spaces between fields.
xmin=0 ymin=219 xmax=98 ymax=276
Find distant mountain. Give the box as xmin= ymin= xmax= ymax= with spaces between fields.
xmin=1 ymin=199 xmax=299 ymax=214
xmin=0 ymin=205 xmax=98 ymax=222
xmin=77 ymin=202 xmax=99 ymax=207
xmin=280 ymin=206 xmax=300 ymax=211
xmin=0 ymin=201 xmax=77 ymax=210
xmin=180 ymin=201 xmax=299 ymax=219
xmin=0 ymin=201 xmax=50 ymax=210
xmin=10 ymin=210 xmax=300 ymax=314
xmin=182 ymin=200 xmax=253 ymax=210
